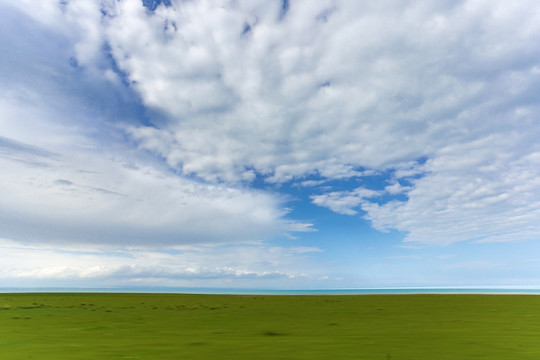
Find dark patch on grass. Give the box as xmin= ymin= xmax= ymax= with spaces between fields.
xmin=17 ymin=306 xmax=42 ymax=309
xmin=262 ymin=331 xmax=287 ymax=336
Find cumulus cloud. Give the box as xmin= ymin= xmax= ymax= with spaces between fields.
xmin=0 ymin=1 xmax=311 ymax=247
xmin=99 ymin=0 xmax=540 ymax=185
xmin=101 ymin=0 xmax=540 ymax=246
xmin=314 ymin=132 xmax=540 ymax=245
xmin=2 ymin=0 xmax=540 ymax=252
xmin=363 ymin=135 xmax=540 ymax=245
xmin=311 ymin=187 xmax=380 ymax=215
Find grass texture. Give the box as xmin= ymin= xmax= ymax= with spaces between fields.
xmin=1 ymin=293 xmax=540 ymax=359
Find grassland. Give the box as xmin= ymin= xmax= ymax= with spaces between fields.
xmin=1 ymin=293 xmax=540 ymax=359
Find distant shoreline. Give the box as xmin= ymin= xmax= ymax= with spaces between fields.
xmin=2 ymin=287 xmax=540 ymax=295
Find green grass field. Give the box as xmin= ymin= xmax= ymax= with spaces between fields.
xmin=1 ymin=293 xmax=540 ymax=359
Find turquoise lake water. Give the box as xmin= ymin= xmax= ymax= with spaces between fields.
xmin=2 ymin=287 xmax=540 ymax=295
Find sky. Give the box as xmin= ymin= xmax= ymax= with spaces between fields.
xmin=1 ymin=0 xmax=540 ymax=290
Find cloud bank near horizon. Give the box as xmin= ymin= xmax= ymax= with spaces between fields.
xmin=0 ymin=237 xmax=328 ymax=288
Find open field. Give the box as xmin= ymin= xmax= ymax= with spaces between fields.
xmin=1 ymin=293 xmax=540 ymax=359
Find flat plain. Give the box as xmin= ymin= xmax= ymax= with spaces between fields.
xmin=1 ymin=293 xmax=540 ymax=359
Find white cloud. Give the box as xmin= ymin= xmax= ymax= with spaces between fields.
xmin=0 ymin=133 xmax=310 ymax=246
xmin=97 ymin=0 xmax=540 ymax=185
xmin=0 ymin=238 xmax=322 ymax=287
xmin=0 ymin=2 xmax=312 ymax=247
xmin=3 ymin=0 xmax=540 ymax=251
xmin=363 ymin=134 xmax=540 ymax=245
xmin=385 ymin=181 xmax=412 ymax=195
xmin=311 ymin=187 xmax=380 ymax=215
xmin=313 ymin=132 xmax=540 ymax=245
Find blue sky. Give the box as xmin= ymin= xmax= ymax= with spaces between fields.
xmin=1 ymin=0 xmax=540 ymax=289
